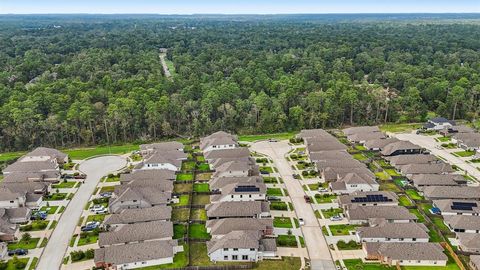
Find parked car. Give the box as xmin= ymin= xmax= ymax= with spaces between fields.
xmin=267 ymin=196 xmax=281 ymax=201
xmin=81 ymin=221 xmax=100 ymax=232
xmin=30 ymin=212 xmax=47 ymax=220
xmin=318 ymin=188 xmax=328 ymax=192
xmin=298 ymin=218 xmax=305 ymax=226
xmin=89 ymin=205 xmax=106 ymax=213
xmin=93 ymin=208 xmax=108 ymax=214
xmin=268 ymin=138 xmax=278 ymax=142
xmin=292 ymin=174 xmax=300 ymax=179
xmin=62 ymin=174 xmax=74 ymax=179
xmin=99 ymin=192 xmax=112 ymax=198
xmin=8 ymin=249 xmax=28 ymax=256
xmin=330 ymin=215 xmax=343 ymax=221
xmin=304 ymin=195 xmax=312 ymax=203
xmin=74 ymin=174 xmax=87 ymax=179
xmin=260 ymin=170 xmax=270 ymax=175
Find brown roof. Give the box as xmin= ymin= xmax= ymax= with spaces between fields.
xmin=210 ymin=176 xmax=263 ymax=190
xmin=104 ymin=206 xmax=172 ymax=225
xmin=120 ymin=169 xmax=176 ymax=183
xmin=24 ymin=147 xmax=67 ymax=162
xmin=364 ymin=242 xmax=447 ymax=261
xmin=95 ymin=240 xmax=178 ymax=265
xmin=206 ymin=201 xmax=269 ymax=218
xmin=99 ymin=220 xmax=173 ymax=246
xmin=3 ymin=160 xmax=58 ymax=173
xmin=422 ymin=186 xmax=480 ymax=200
xmin=204 ymin=148 xmax=250 ymax=161
xmin=357 ymin=222 xmax=429 ymax=239
xmin=456 ymin=233 xmax=480 ymax=251
xmin=200 ymin=131 xmax=237 ymax=150
xmin=298 ymin=129 xmax=331 ymax=139
xmin=385 ymin=154 xmax=437 ymax=166
xmin=309 ymin=150 xmax=350 ymax=162
xmin=444 ymin=215 xmax=480 ymax=231
xmin=381 ymin=141 xmax=422 ymax=156
xmin=343 ymin=126 xmax=381 ymax=136
xmin=347 ymin=205 xmax=417 ymax=222
xmin=398 ymin=163 xmax=454 ymax=175
xmin=207 ymin=230 xmax=264 ymax=253
xmin=206 ymin=218 xmax=273 ymax=236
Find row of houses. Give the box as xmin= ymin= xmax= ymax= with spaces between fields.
xmin=0 ymin=147 xmax=67 ymax=242
xmin=424 ymin=117 xmax=480 ymax=152
xmin=94 ymin=142 xmax=184 ymax=270
xmin=201 ymin=132 xmax=277 ymax=262
xmin=298 ymin=129 xmax=379 ymax=194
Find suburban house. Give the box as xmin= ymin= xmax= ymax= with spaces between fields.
xmin=0 ymin=182 xmax=49 ymax=208
xmin=206 ymin=201 xmax=270 ymax=219
xmin=305 ymin=137 xmax=348 ymax=153
xmin=423 ymin=117 xmax=455 ymax=131
xmin=297 ymin=128 xmax=332 ymax=140
xmin=119 ymin=169 xmax=176 ymax=184
xmin=421 ymin=186 xmax=480 ymax=201
xmin=204 ymin=148 xmax=250 ymax=162
xmin=206 ymin=218 xmax=274 ymax=238
xmin=206 ymin=230 xmax=276 ymax=262
xmin=21 ymin=147 xmax=68 ymax=164
xmin=99 ymin=220 xmax=173 ymax=247
xmin=210 ymin=176 xmax=263 ymax=192
xmin=212 ymin=160 xmax=258 ymax=178
xmin=0 ymin=207 xmax=31 ymax=241
xmin=456 ymin=233 xmax=480 ymax=254
xmin=0 ymin=188 xmax=27 ymax=209
xmin=338 ymin=191 xmax=399 ymax=209
xmin=2 ymin=159 xmax=59 ymax=175
xmin=210 ymin=157 xmax=255 ymax=170
xmin=346 ymin=205 xmax=417 ymax=225
xmin=137 ymin=150 xmax=186 ymax=171
xmin=3 ymin=171 xmax=60 ymax=183
xmin=103 ymin=206 xmax=172 ymax=229
xmin=200 ymin=131 xmax=238 ymax=152
xmin=210 ymin=182 xmax=266 ymax=203
xmin=346 ymin=132 xmax=386 ymax=144
xmin=356 ymin=222 xmax=429 ymax=243
xmin=323 ymin=167 xmax=375 ymax=182
xmin=109 ymin=186 xmax=171 ymax=213
xmin=432 ymin=199 xmax=480 ymax=216
xmin=364 ymin=138 xmax=399 ymax=151
xmin=444 ymin=215 xmax=480 ymax=234
xmin=329 ymin=172 xmax=379 ymax=194
xmin=439 ymin=125 xmax=475 ymax=136
xmin=385 ymin=154 xmax=438 ymax=166
xmin=309 ymin=150 xmax=351 ymax=162
xmin=139 ymin=142 xmax=184 ymax=156
xmin=363 ymin=242 xmax=447 ymax=267
xmin=397 ymin=163 xmax=454 ymax=176
xmin=410 ymin=174 xmax=466 ymax=189
xmin=452 ymin=133 xmax=480 ymax=151
xmin=94 ymin=240 xmax=181 ymax=270
xmin=343 ymin=126 xmax=381 ymax=136
xmin=381 ymin=141 xmax=423 ymax=156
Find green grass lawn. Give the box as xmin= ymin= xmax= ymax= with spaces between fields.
xmin=44 ymin=193 xmax=68 ymax=201
xmin=8 ymin=237 xmax=40 ymax=250
xmin=20 ymin=220 xmax=49 ymax=231
xmin=138 ymin=244 xmax=188 ymax=269
xmin=190 ymin=209 xmax=207 ymax=221
xmin=4 ymin=258 xmax=30 ymax=270
xmin=270 ymin=201 xmax=288 ymax=211
xmin=314 ymin=194 xmax=337 ymax=203
xmin=453 ymin=150 xmax=476 ymax=157
xmin=29 ymin=257 xmax=38 ymax=270
xmin=273 ymin=217 xmax=293 ymax=228
xmin=192 ymin=194 xmax=210 ymax=205
xmin=86 ymin=214 xmax=106 ymax=223
xmin=176 ymin=173 xmax=194 ymax=181
xmin=77 ymin=232 xmax=99 ymax=246
xmin=181 ymin=161 xmax=196 ymax=171
xmin=401 ymin=252 xmax=460 ymax=270
xmin=436 ymin=136 xmax=451 ymax=142
xmin=337 ymin=240 xmax=361 ymax=250
xmin=329 ymin=224 xmax=358 ymax=236
xmin=189 ymin=224 xmax=210 ymax=240
xmin=406 ymin=189 xmax=424 ymax=200
xmin=172 ymin=209 xmax=190 ymax=222
xmin=196 ymin=163 xmax=210 ymax=171
xmin=99 ymin=186 xmax=115 ymax=193
xmin=379 ymin=123 xmax=422 ymax=133
xmin=321 ymin=208 xmax=343 ymax=218
xmin=441 ymin=143 xmax=458 ymax=149
xmin=105 ymin=175 xmax=120 ymax=182
xmin=380 ymin=181 xmax=401 ymax=192
xmin=238 ymin=132 xmax=297 ymax=142
xmin=276 ymin=235 xmax=298 ymax=247
xmin=398 ymin=195 xmax=413 ymax=206
xmin=375 ymin=171 xmax=391 ymax=180
xmin=267 ymin=188 xmax=284 ymax=196
xmin=195 ymin=172 xmax=212 ymax=181
xmin=254 ymin=257 xmax=301 ymax=270
xmin=173 ymin=183 xmax=193 ymax=193
xmin=344 ymin=259 xmax=395 ymax=270
xmin=64 ymin=144 xmax=140 ymax=160
xmin=377 ymin=159 xmax=390 ymax=167
xmin=193 ymin=183 xmax=209 ymax=192
xmin=52 ymin=181 xmax=77 ymax=188
xmin=354 ymin=145 xmax=367 ymax=151
xmin=259 ymin=166 xmax=274 ymax=173
xmin=173 ymin=224 xmax=186 ymax=239
xmin=173 ymin=195 xmax=190 ymax=206
xmin=0 ymin=151 xmax=26 ymax=162
xmin=384 ymin=168 xmax=401 ymax=176
xmin=263 ymin=176 xmax=278 ymax=183
xmin=196 ymin=155 xmax=205 ymax=162
xmin=409 ymin=209 xmax=425 ymax=223
xmin=353 ymin=153 xmax=368 ymax=161
xmin=40 ymin=206 xmax=59 ymax=214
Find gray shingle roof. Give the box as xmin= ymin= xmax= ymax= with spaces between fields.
xmin=433 ymin=199 xmax=480 ymax=215
xmin=298 ymin=129 xmax=331 ymax=139
xmin=3 ymin=160 xmax=58 ymax=173
xmin=343 ymin=126 xmax=381 ymax=136
xmin=364 ymin=138 xmax=399 ymax=150
xmin=399 ymin=163 xmax=454 ymax=174
xmin=99 ymin=220 xmax=173 ymax=247
xmin=347 ymin=205 xmax=417 ymax=222
xmin=381 ymin=141 xmax=422 ymax=156
xmin=140 ymin=142 xmax=184 ymax=152
xmin=205 ymin=148 xmax=250 ymax=161
xmin=386 ymin=154 xmax=437 ymax=166
xmin=306 ymin=138 xmax=347 ymax=152
xmin=206 ymin=218 xmax=273 ymax=236
xmin=364 ymin=242 xmax=447 ymax=261
xmin=24 ymin=147 xmax=67 ymax=162
xmin=422 ymin=186 xmax=480 ymax=200
xmin=338 ymin=191 xmax=399 ymax=206
xmin=411 ymin=174 xmax=465 ymax=187
xmin=471 ymin=255 xmax=480 ymax=269
xmin=110 ymin=186 xmax=170 ymax=206
xmin=120 ymin=169 xmax=176 ymax=183
xmin=211 ymin=182 xmax=266 ymax=202
xmin=444 ymin=215 xmax=480 ymax=231
xmin=206 ymin=201 xmax=269 ymax=218
xmin=207 ymin=230 xmax=263 ymax=253
xmin=309 ymin=150 xmax=350 ymax=162
xmin=210 ymin=176 xmax=263 ymax=190
xmin=95 ymin=240 xmax=178 ymax=265
xmin=347 ymin=132 xmax=385 ymax=142
xmin=456 ymin=233 xmax=480 ymax=251
xmin=200 ymin=131 xmax=237 ymax=150
xmin=104 ymin=206 xmax=172 ymax=226
xmin=357 ymin=222 xmax=429 ymax=239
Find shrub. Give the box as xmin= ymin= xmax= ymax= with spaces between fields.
xmin=301 ymin=171 xmax=308 ymax=176
xmin=309 ymin=170 xmax=317 ymax=176
xmin=20 ymin=225 xmax=32 ymax=231
xmin=84 ymin=249 xmax=95 ymax=259
xmin=70 ymin=250 xmax=85 ymax=262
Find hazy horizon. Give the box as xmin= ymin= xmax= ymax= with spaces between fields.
xmin=2 ymin=0 xmax=480 ymax=14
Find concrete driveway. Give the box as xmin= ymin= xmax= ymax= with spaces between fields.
xmin=393 ymin=132 xmax=480 ymax=181
xmin=37 ymin=155 xmax=127 ymax=270
xmin=251 ymin=141 xmax=336 ymax=270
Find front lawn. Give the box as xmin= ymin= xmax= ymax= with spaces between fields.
xmin=4 ymin=258 xmax=30 ymax=270
xmin=105 ymin=174 xmax=120 ymax=182
xmin=259 ymin=166 xmax=274 ymax=173
xmin=270 ymin=201 xmax=288 ymax=211
xmin=273 ymin=217 xmax=293 ymax=228
xmin=263 ymin=176 xmax=278 ymax=183
xmin=176 ymin=173 xmax=194 ymax=181
xmin=321 ymin=208 xmax=343 ymax=218
xmin=344 ymin=259 xmax=395 ymax=270
xmin=276 ymin=235 xmax=297 ymax=247
xmin=52 ymin=181 xmax=77 ymax=188
xmin=436 ymin=136 xmax=451 ymax=142
xmin=20 ymin=221 xmax=49 ymax=231
xmin=188 ymin=224 xmax=210 ymax=240
xmin=337 ymin=240 xmax=361 ymax=250
xmin=40 ymin=206 xmax=59 ymax=214
xmin=86 ymin=214 xmax=106 ymax=223
xmin=193 ymin=183 xmax=209 ymax=192
xmin=77 ymin=232 xmax=99 ymax=246
xmin=99 ymin=186 xmax=115 ymax=193
xmin=267 ymin=188 xmax=284 ymax=196
xmin=315 ymin=194 xmax=337 ymax=203
xmin=44 ymin=193 xmax=68 ymax=201
xmin=8 ymin=237 xmax=40 ymax=250
xmin=453 ymin=150 xmax=476 ymax=157
xmin=329 ymin=224 xmax=358 ymax=236
xmin=406 ymin=189 xmax=424 ymax=200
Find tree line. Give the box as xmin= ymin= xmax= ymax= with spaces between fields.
xmin=0 ymin=15 xmax=480 ymax=151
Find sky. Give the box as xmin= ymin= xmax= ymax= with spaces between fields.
xmin=1 ymin=0 xmax=480 ymax=14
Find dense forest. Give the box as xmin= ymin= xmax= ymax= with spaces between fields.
xmin=1 ymin=14 xmax=480 ymax=151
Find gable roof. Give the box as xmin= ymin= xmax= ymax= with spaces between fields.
xmin=411 ymin=174 xmax=465 ymax=187
xmin=444 ymin=215 xmax=480 ymax=231
xmin=206 ymin=201 xmax=269 ymax=218
xmin=207 ymin=230 xmax=263 ymax=253
xmin=399 ymin=163 xmax=454 ymax=175
xmin=364 ymin=242 xmax=447 ymax=261
xmin=422 ymin=186 xmax=480 ymax=200
xmin=433 ymin=199 xmax=480 ymax=215
xmin=200 ymin=131 xmax=237 ymax=150
xmin=429 ymin=117 xmax=454 ymax=125
xmin=309 ymin=150 xmax=350 ymax=162
xmin=364 ymin=138 xmax=399 ymax=150
xmin=110 ymin=186 xmax=170 ymax=206
xmin=120 ymin=170 xmax=176 ymax=183
xmin=347 ymin=205 xmax=417 ymax=222
xmin=298 ymin=129 xmax=331 ymax=139
xmin=457 ymin=233 xmax=480 ymax=251
xmin=140 ymin=142 xmax=184 ymax=152
xmin=95 ymin=240 xmax=178 ymax=265
xmin=99 ymin=220 xmax=173 ymax=247
xmin=338 ymin=191 xmax=399 ymax=206
xmin=204 ymin=148 xmax=250 ymax=161
xmin=211 ymin=182 xmax=266 ymax=202
xmin=357 ymin=222 xmax=429 ymax=239
xmin=381 ymin=141 xmax=422 ymax=156
xmin=210 ymin=176 xmax=263 ymax=191
xmin=104 ymin=206 xmax=172 ymax=226
xmin=206 ymin=218 xmax=273 ymax=236
xmin=3 ymin=160 xmax=58 ymax=174
xmin=386 ymin=154 xmax=437 ymax=166
xmin=343 ymin=126 xmax=380 ymax=136
xmin=347 ymin=132 xmax=385 ymax=142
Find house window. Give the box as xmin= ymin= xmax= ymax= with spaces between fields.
xmin=242 ymin=255 xmax=248 ymax=260
xmin=223 ymin=248 xmax=228 ymax=251
xmin=133 ymin=200 xmax=137 ymax=202
xmin=250 ymin=248 xmax=255 ymax=251
xmin=231 ymin=195 xmax=234 ymax=198
xmin=249 ymin=195 xmax=252 ymax=198
xmin=10 ymin=201 xmax=14 ymax=203
xmin=240 ymin=195 xmax=243 ymax=198
xmin=232 ymin=255 xmax=238 ymax=260
xmin=233 ymin=248 xmax=238 ymax=251
xmin=224 ymin=256 xmax=228 ymax=260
